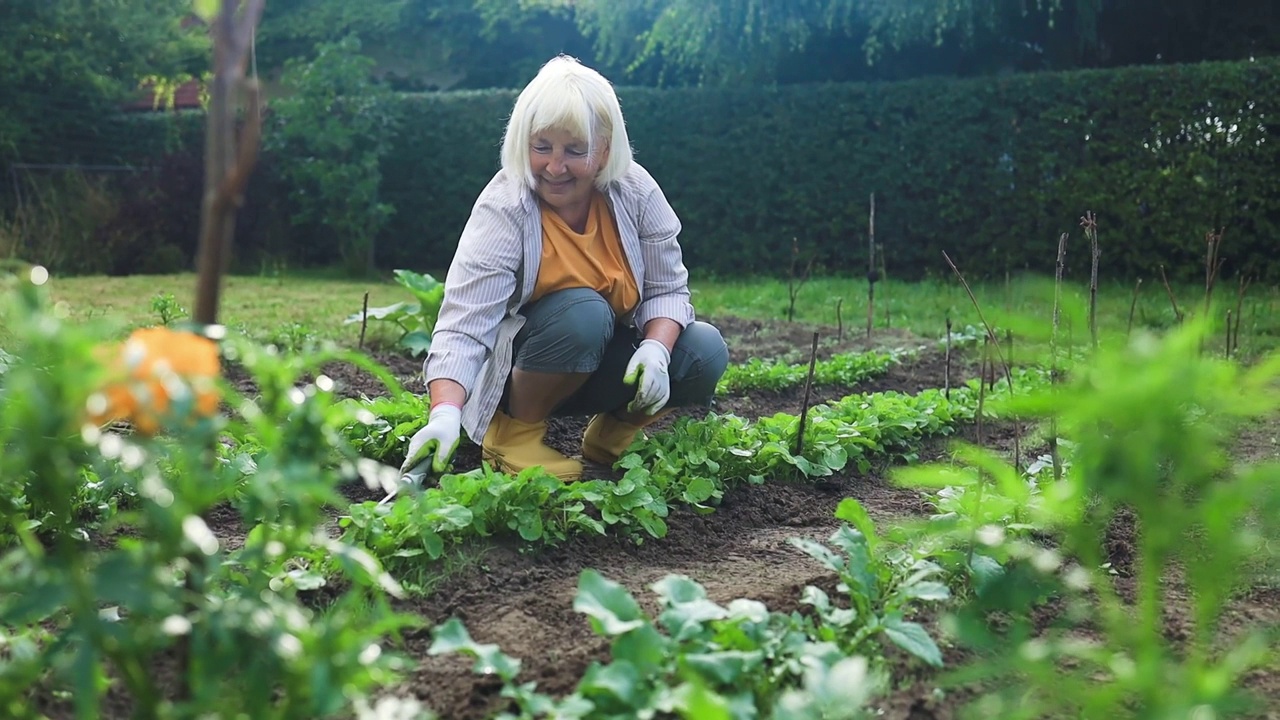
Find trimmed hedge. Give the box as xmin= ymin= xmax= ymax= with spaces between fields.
xmin=113 ymin=58 xmax=1279 ymax=281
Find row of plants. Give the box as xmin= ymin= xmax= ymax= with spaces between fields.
xmin=424 ymin=319 xmax=1280 ymax=719
xmin=431 ymin=498 xmax=950 ymax=719
xmin=327 ymin=367 xmax=1045 ymax=592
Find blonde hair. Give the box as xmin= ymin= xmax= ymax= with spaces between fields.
xmin=500 ymin=55 xmax=633 ymax=190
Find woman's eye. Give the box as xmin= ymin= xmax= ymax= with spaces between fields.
xmin=532 ymin=145 xmax=550 ymax=154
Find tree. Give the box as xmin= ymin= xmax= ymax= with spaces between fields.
xmin=0 ymin=0 xmax=206 ymax=163
xmin=554 ymin=0 xmax=1280 ymax=85
xmin=253 ymin=0 xmax=594 ymax=91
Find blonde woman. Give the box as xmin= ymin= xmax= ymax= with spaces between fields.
xmin=400 ymin=55 xmax=728 ymax=482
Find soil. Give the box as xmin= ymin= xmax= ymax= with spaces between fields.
xmin=43 ymin=316 xmax=1280 ymax=719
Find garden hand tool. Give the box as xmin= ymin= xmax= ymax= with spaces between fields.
xmin=379 ymin=403 xmax=463 ymax=506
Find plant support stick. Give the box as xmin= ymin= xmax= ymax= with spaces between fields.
xmin=794 ymin=332 xmax=820 ymax=457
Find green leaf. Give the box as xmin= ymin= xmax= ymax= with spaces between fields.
xmin=516 ymin=511 xmax=544 ymax=542
xmin=652 ymin=575 xmax=727 ymax=640
xmin=428 ymin=618 xmax=523 ymax=682
xmin=421 ymin=529 xmax=444 ymax=560
xmin=345 ymin=301 xmax=413 ymax=324
xmin=429 ymin=503 xmax=474 ymax=529
xmin=826 ymin=527 xmax=876 ymax=599
xmin=682 ymin=650 xmax=762 ymax=685
xmin=287 ymin=570 xmax=327 ymax=591
xmin=612 ymin=623 xmax=669 ymax=676
xmin=1 ymin=577 xmax=68 ymax=625
xmin=682 ymin=476 xmax=718 ymax=504
xmin=834 ymin=498 xmax=879 ymax=552
xmin=968 ymin=554 xmax=1005 ymax=594
xmin=398 ymin=330 xmax=433 ymax=356
xmin=787 ymin=537 xmax=845 ymax=574
xmin=902 ymin=581 xmax=950 ymax=601
xmin=881 ymin=616 xmax=943 ymax=667
xmin=192 ymin=0 xmax=220 ymax=23
xmin=580 ymin=661 xmax=642 ymax=706
xmin=670 ymin=680 xmax=734 ymax=720
xmin=574 ymin=570 xmax=646 ymax=636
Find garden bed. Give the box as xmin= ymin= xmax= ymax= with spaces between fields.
xmin=19 ymin=308 xmax=1280 ymax=720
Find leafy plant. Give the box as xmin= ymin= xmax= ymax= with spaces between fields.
xmin=428 ymin=567 xmax=886 ymax=719
xmin=344 ymin=269 xmax=445 ymax=356
xmin=266 ymin=34 xmax=399 ymax=275
xmin=910 ymin=320 xmax=1280 ymax=718
xmin=149 ymin=291 xmax=190 ymax=326
xmin=0 ymin=271 xmax=421 ymax=718
xmin=716 ymin=349 xmax=905 ymax=395
xmin=789 ymin=499 xmax=950 ymax=668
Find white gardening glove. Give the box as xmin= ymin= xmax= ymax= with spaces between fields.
xmin=623 ymin=339 xmax=671 ymax=416
xmin=399 ymin=403 xmax=463 ymax=480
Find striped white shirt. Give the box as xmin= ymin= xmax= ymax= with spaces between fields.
xmin=423 ymin=161 xmax=696 ymax=442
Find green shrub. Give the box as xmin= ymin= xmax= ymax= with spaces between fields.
xmin=102 ymin=57 xmax=1280 ymax=282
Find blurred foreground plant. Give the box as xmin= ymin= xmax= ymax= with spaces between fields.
xmin=0 ymin=270 xmax=421 ymax=719
xmin=898 ymin=318 xmax=1280 ymax=718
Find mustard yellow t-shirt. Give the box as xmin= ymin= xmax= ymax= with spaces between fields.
xmin=531 ymin=192 xmax=640 ymax=317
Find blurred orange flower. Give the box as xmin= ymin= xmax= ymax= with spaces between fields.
xmin=89 ymin=327 xmax=221 ymax=435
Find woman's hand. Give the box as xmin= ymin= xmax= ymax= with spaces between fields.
xmin=624 ymin=338 xmax=671 ymax=415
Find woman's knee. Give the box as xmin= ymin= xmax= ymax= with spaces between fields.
xmin=667 ymin=321 xmax=729 ymax=404
xmin=516 ymin=289 xmax=615 ymax=372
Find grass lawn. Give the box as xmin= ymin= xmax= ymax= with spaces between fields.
xmin=3 ymin=269 xmax=1277 ymax=358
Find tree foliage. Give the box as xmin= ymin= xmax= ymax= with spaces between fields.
xmin=0 ymin=0 xmax=206 ymax=162
xmin=553 ymin=0 xmax=1277 ymax=85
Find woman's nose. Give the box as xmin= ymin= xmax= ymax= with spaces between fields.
xmin=547 ymin=153 xmax=566 ymax=175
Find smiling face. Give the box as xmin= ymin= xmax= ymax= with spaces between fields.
xmin=530 ymin=127 xmax=608 ymax=220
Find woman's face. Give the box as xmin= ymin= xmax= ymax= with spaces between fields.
xmin=530 ymin=127 xmax=607 ymax=213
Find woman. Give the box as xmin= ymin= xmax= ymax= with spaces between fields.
xmin=400 ymin=55 xmax=729 ymax=482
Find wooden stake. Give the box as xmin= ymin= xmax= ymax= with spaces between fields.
xmin=1050 ymin=232 xmax=1068 ymax=484
xmin=835 ymin=297 xmax=844 ymax=342
xmin=1159 ymin=264 xmax=1183 ymax=324
xmin=1127 ymin=278 xmax=1143 ymax=338
xmin=794 ymin=332 xmax=821 ymax=457
xmin=359 ymin=291 xmax=370 ymax=350
xmin=1232 ymin=274 xmax=1251 ymax=357
xmin=866 ymin=193 xmax=876 ymax=341
xmin=944 ymin=316 xmax=952 ymax=401
xmin=942 ymin=251 xmax=1015 ymax=393
xmin=1081 ymin=212 xmax=1100 ymax=351
xmin=1226 ymin=310 xmax=1234 ymax=358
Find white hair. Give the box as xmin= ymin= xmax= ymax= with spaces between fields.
xmin=500 ymin=55 xmax=634 ymax=191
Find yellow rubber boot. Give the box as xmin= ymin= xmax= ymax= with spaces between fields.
xmin=482 ymin=410 xmax=583 ymax=481
xmin=582 ymin=411 xmax=668 ymax=466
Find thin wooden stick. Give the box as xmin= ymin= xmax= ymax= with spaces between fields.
xmin=1127 ymin=278 xmax=1143 ymax=337
xmin=1081 ymin=212 xmax=1100 ymax=350
xmin=836 ymin=297 xmax=844 ymax=341
xmin=794 ymin=332 xmax=821 ymax=457
xmin=1050 ymin=232 xmax=1068 ymax=484
xmin=1159 ymin=264 xmax=1183 ymax=324
xmin=359 ymin=291 xmax=370 ymax=350
xmin=866 ymin=193 xmax=876 ymax=340
xmin=944 ymin=316 xmax=952 ymax=401
xmin=942 ymin=251 xmax=1015 ymax=393
xmin=1232 ymin=274 xmax=1251 ymax=357
xmin=1225 ymin=310 xmax=1234 ymax=358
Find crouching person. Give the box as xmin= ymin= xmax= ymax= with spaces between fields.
xmin=399 ymin=55 xmax=729 ymax=482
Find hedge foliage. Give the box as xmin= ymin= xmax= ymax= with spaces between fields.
xmin=112 ymin=57 xmax=1278 ymax=281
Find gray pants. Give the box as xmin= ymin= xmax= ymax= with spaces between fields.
xmin=503 ymin=287 xmax=729 ymax=417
